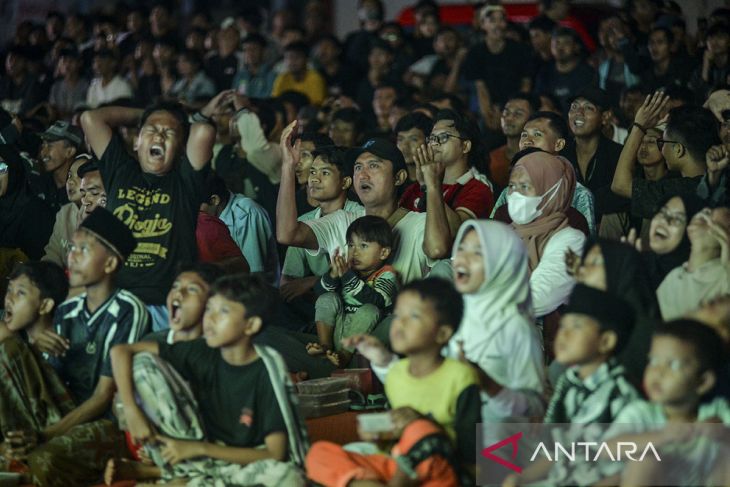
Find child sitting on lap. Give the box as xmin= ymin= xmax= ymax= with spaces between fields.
xmin=307 ymin=215 xmax=399 ymax=367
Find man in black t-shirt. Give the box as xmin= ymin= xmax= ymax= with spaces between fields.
xmin=80 ymin=91 xmax=234 ymax=331
xmin=462 ymin=5 xmax=533 ymax=110
xmin=534 ymin=27 xmax=597 ymax=114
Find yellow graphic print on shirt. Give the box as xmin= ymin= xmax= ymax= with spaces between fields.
xmin=113 ymin=186 xmax=173 ymax=268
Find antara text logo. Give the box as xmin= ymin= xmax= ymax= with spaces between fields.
xmin=481 ymin=432 xmax=662 ymax=473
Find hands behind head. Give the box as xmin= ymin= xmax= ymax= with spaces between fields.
xmin=200 ymin=90 xmax=238 ymax=119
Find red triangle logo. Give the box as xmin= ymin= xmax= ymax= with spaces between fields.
xmin=481 ymin=431 xmax=523 ymax=473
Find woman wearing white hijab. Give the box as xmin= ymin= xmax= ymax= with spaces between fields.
xmin=347 ymin=220 xmax=546 ymax=421
xmin=450 ymin=220 xmax=546 ymax=421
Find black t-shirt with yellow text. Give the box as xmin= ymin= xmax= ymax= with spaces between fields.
xmin=99 ymin=135 xmax=209 ymax=304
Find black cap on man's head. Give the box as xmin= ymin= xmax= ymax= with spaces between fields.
xmin=569 ymin=86 xmax=610 ymax=112
xmin=352 ymin=138 xmax=407 ymax=176
xmin=79 ymin=208 xmax=137 ymax=261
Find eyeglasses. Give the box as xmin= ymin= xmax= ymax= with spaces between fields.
xmin=656 ymin=138 xmax=681 ymax=151
xmin=0 ymin=162 xmax=7 ymax=175
xmin=656 ymin=208 xmax=686 ymax=227
xmin=427 ymin=132 xmax=467 ymax=145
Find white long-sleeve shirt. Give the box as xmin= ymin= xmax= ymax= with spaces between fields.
xmin=235 ymin=111 xmax=282 ymax=184
xmin=531 ymin=226 xmax=585 ymax=317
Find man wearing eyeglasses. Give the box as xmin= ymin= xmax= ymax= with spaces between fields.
xmin=400 ymin=108 xmax=494 ymax=228
xmin=612 ymin=93 xmax=720 ymax=219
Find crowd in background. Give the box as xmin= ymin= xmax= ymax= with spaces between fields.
xmin=1 ymin=0 xmax=730 ymax=485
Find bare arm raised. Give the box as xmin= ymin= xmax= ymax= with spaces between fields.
xmin=80 ymin=107 xmax=143 ymax=160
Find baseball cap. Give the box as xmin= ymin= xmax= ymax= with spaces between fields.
xmin=569 ymin=86 xmax=610 ymax=112
xmin=39 ymin=121 xmax=83 ymax=150
xmin=352 ymin=138 xmax=407 ymax=175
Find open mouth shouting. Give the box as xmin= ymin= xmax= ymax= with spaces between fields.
xmin=2 ymin=307 xmax=12 ymax=326
xmin=149 ymin=144 xmax=166 ymax=160
xmin=454 ymin=264 xmax=471 ymax=286
xmin=169 ymin=299 xmax=183 ymax=327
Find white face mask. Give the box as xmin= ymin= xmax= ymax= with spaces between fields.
xmin=507 ymin=179 xmax=563 ymax=225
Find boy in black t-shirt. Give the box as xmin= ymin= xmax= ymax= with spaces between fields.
xmin=110 ymin=274 xmax=308 ymax=486
xmin=80 ymin=90 xmax=234 ymax=332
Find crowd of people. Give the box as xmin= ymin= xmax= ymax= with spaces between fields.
xmin=1 ymin=0 xmax=730 ymax=485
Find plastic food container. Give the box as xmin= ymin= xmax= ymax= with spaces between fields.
xmin=331 ymin=368 xmax=374 ymax=394
xmin=296 ymin=377 xmax=351 ymax=395
xmin=300 ymin=399 xmax=351 ymax=418
xmin=298 ymin=389 xmax=350 ymax=408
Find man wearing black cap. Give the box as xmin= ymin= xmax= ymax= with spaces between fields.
xmin=17 ymin=208 xmax=149 ymax=485
xmin=563 ymin=87 xmax=626 ymax=220
xmin=277 ymin=121 xmax=450 ymax=286
xmin=31 ymin=120 xmax=84 ymax=211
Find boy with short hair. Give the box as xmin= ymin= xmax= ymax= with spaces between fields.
xmin=598 ymin=320 xmax=730 ymax=486
xmin=143 ymin=262 xmax=225 ymax=346
xmin=546 ymin=284 xmax=640 ymax=423
xmin=307 ymin=215 xmax=399 ymax=367
xmin=306 ymin=278 xmax=481 ymax=486
xmin=280 ymin=146 xmax=360 ymax=316
xmin=0 ymin=262 xmax=75 ymax=437
xmin=9 ymin=208 xmax=149 ymax=486
xmin=110 ymin=274 xmax=308 ymax=486
xmin=502 ymin=284 xmax=641 ymax=487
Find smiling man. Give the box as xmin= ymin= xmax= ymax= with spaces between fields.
xmin=562 ymin=87 xmax=625 ymax=220
xmin=80 ymin=91 xmax=232 ymax=330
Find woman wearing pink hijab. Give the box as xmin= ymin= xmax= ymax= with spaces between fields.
xmin=506 ymin=148 xmax=586 ymax=318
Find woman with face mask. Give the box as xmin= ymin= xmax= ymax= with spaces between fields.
xmin=506 ymin=149 xmax=586 ymax=318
